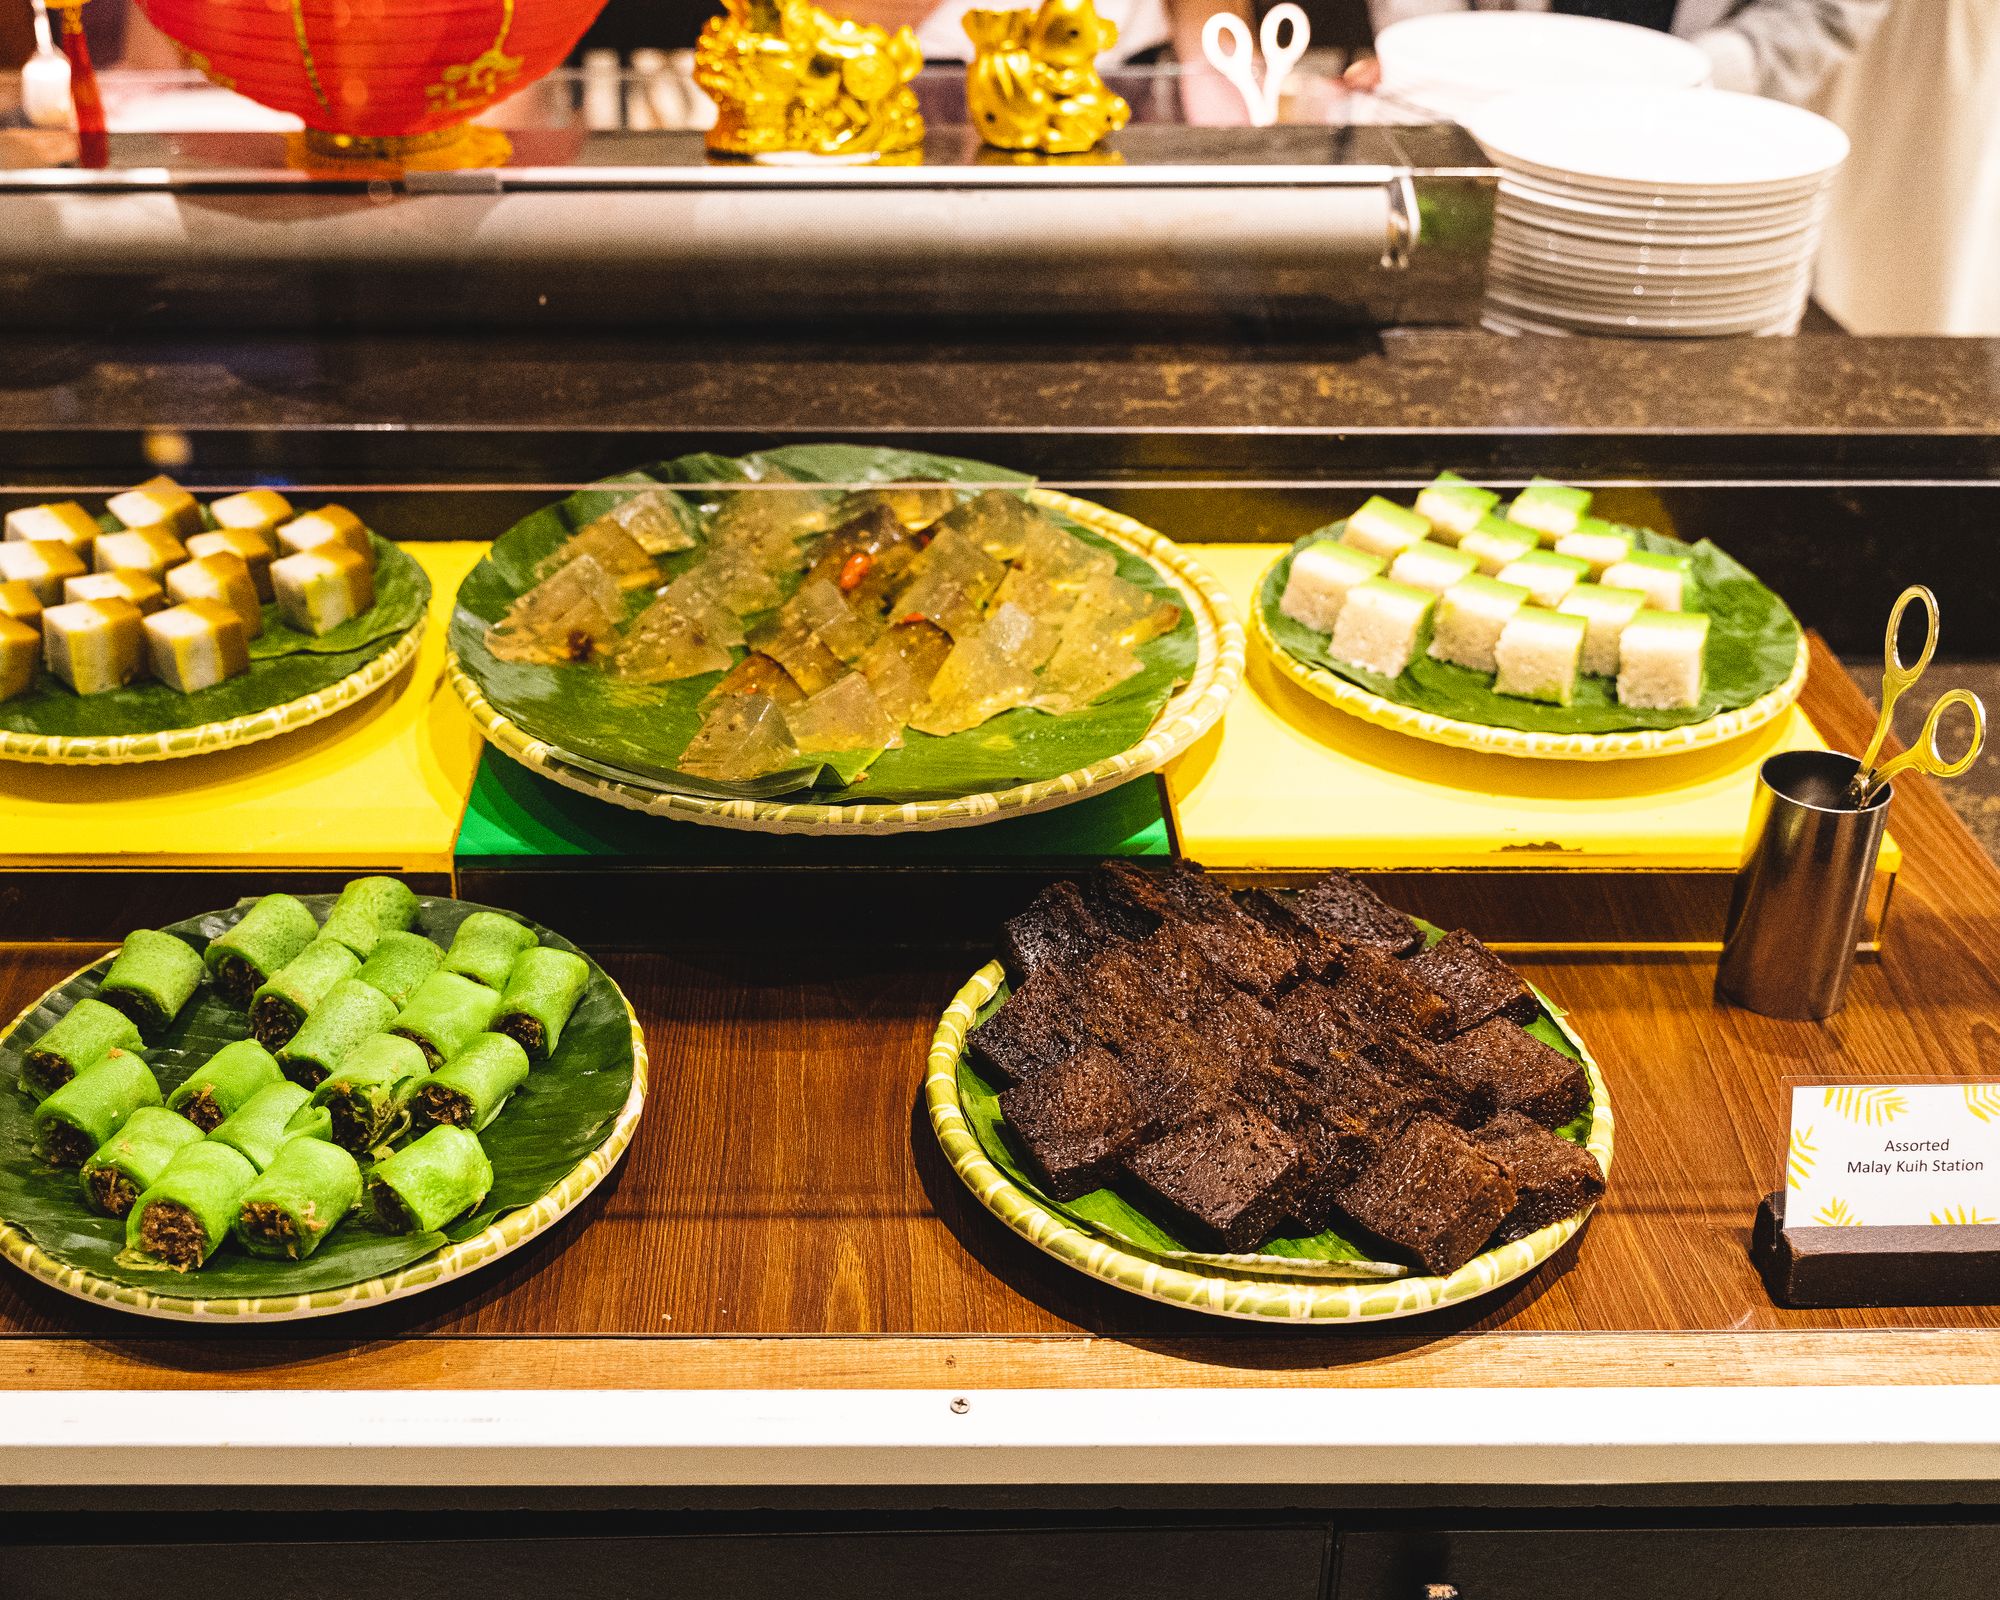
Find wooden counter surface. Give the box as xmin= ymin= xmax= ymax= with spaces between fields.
xmin=5 ymin=636 xmax=1999 ymax=1394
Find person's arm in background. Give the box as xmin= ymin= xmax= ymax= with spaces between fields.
xmin=1690 ymin=0 xmax=1890 ymax=103
xmin=1170 ymin=0 xmax=1255 ymax=123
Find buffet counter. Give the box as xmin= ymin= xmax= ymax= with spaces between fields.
xmin=4 ymin=333 xmax=2000 ymax=1574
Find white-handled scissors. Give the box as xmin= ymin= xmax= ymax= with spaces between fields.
xmin=1201 ymin=3 xmax=1310 ymax=128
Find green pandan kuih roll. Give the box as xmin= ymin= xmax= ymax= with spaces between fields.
xmin=32 ymin=1049 xmax=163 ymax=1168
xmin=125 ymin=1141 xmax=258 ymax=1270
xmin=249 ymin=937 xmax=360 ymax=1049
xmin=210 ymin=1081 xmax=317 ymax=1171
xmin=165 ymin=1038 xmax=284 ymax=1132
xmin=97 ymin=928 xmax=205 ymax=1038
xmin=277 ymin=979 xmax=397 ymax=1089
xmin=496 ymin=947 xmax=590 ymax=1062
xmin=203 ymin=894 xmax=320 ymax=1008
xmin=414 ymin=1032 xmax=529 ymax=1132
xmin=390 ymin=970 xmax=503 ymax=1068
xmin=305 ymin=1033 xmax=430 ymax=1152
xmin=370 ymin=1124 xmax=492 ymax=1233
xmin=19 ymin=997 xmax=143 ymax=1101
xmin=80 ymin=1106 xmax=203 ymax=1217
xmin=232 ymin=1136 xmax=362 ymax=1261
xmin=441 ymin=911 xmax=538 ymax=991
xmin=354 ymin=930 xmax=445 ymax=1009
xmin=318 ymin=876 xmax=420 ymax=960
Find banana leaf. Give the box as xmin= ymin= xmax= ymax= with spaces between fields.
xmin=956 ymin=918 xmax=1594 ymax=1276
xmin=1260 ymin=523 xmax=1802 ymax=734
xmin=449 ymin=445 xmax=1200 ymax=805
xmin=0 ymin=894 xmax=634 ymax=1299
xmin=0 ymin=535 xmax=429 ymax=741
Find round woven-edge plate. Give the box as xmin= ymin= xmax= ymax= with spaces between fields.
xmin=0 ymin=617 xmax=427 ymax=767
xmin=0 ymin=950 xmax=646 ymax=1323
xmin=1252 ymin=559 xmax=1808 ymax=763
xmin=445 ymin=489 xmax=1244 ymax=835
xmin=926 ymin=962 xmax=1614 ymax=1324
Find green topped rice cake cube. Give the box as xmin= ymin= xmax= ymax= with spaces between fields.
xmin=107 ymin=476 xmax=199 ymax=539
xmin=1617 ymin=608 xmax=1709 ymax=710
xmin=1328 ymin=577 xmax=1436 ymax=678
xmin=1496 ymin=548 xmax=1589 ymax=608
xmin=1558 ymin=583 xmax=1648 ymax=676
xmin=1428 ymin=575 xmax=1530 ymax=674
xmin=1340 ymin=497 xmax=1430 ymax=561
xmin=1279 ymin=541 xmax=1384 ymax=633
xmin=1493 ymin=605 xmax=1587 ymax=706
xmin=1458 ymin=515 xmax=1539 ymax=578
xmin=1505 ymin=476 xmax=1592 ymax=540
xmin=1603 ymin=549 xmax=1692 ymax=612
xmin=5 ymin=501 xmax=99 ymax=556
xmin=1413 ymin=472 xmax=1497 ymax=541
xmin=1554 ymin=517 xmax=1634 ymax=578
xmin=1389 ymin=540 xmax=1479 ymax=596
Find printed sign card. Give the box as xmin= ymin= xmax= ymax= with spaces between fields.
xmin=1786 ymin=1083 xmax=2000 ymax=1228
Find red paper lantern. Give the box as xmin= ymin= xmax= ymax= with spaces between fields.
xmin=137 ymin=0 xmax=609 ymax=141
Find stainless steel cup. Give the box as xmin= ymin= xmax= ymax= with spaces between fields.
xmin=1717 ymin=749 xmax=1892 ymax=1021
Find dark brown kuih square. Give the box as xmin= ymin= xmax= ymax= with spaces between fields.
xmin=1330 ymin=946 xmax=1456 ymax=1041
xmin=1362 ymin=1027 xmax=1493 ymax=1128
xmin=1269 ymin=981 xmax=1375 ymax=1073
xmin=1337 ymin=1117 xmax=1518 ymax=1276
xmin=967 ymin=966 xmax=1094 ymax=1085
xmin=1000 ymin=1046 xmax=1151 ymax=1201
xmin=1237 ymin=1058 xmax=1404 ymax=1231
xmin=1234 ymin=888 xmax=1349 ymax=985
xmin=1405 ymin=929 xmax=1541 ymax=1032
xmin=1291 ymin=871 xmax=1424 ymax=956
xmin=1436 ymin=1019 xmax=1590 ymax=1129
xmin=1474 ymin=1111 xmax=1606 ymax=1242
xmin=1122 ymin=1093 xmax=1307 ymax=1252
xmin=1003 ymin=880 xmax=1120 ymax=980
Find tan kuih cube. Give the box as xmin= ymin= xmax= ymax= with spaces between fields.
xmin=166 ymin=552 xmax=263 ymax=636
xmin=94 ymin=526 xmax=189 ymax=581
xmin=276 ymin=505 xmax=370 ymax=562
xmin=4 ymin=500 xmax=99 ymax=555
xmin=271 ymin=546 xmax=375 ymax=636
xmin=64 ymin=570 xmax=166 ymax=615
xmin=187 ymin=528 xmax=276 ymax=600
xmin=0 ymin=614 xmax=36 ymax=702
xmin=0 ymin=578 xmax=43 ymax=628
xmin=0 ymin=539 xmax=86 ymax=605
xmin=209 ymin=489 xmax=293 ymax=538
xmin=145 ymin=599 xmax=251 ymax=693
xmin=43 ymin=598 xmax=146 ymax=695
xmin=106 ymin=476 xmax=200 ymax=538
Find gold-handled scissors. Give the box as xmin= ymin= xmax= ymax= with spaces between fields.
xmin=1847 ymin=584 xmax=1987 ymax=807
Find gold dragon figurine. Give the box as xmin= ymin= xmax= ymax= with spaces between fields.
xmin=695 ymin=0 xmax=925 ymax=161
xmin=963 ymin=0 xmax=1130 ymax=155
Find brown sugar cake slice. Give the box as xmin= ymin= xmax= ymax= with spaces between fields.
xmin=1330 ymin=945 xmax=1456 ymax=1041
xmin=1002 ymin=880 xmax=1121 ymax=980
xmin=1233 ymin=889 xmax=1349 ymax=984
xmin=1336 ymin=1116 xmax=1518 ymax=1276
xmin=1268 ymin=981 xmax=1375 ymax=1074
xmin=1473 ymin=1111 xmax=1606 ymax=1242
xmin=998 ymin=1046 xmax=1151 ymax=1201
xmin=1404 ymin=929 xmax=1541 ymax=1032
xmin=1437 ymin=1019 xmax=1590 ymax=1129
xmin=1291 ymin=870 xmax=1424 ymax=956
xmin=966 ymin=966 xmax=1097 ymax=1085
xmin=1236 ymin=1058 xmax=1405 ymax=1232
xmin=1121 ymin=1093 xmax=1307 ymax=1252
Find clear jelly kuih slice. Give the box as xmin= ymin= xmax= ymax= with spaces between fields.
xmin=608 ymin=594 xmax=736 ymax=684
xmin=838 ymin=485 xmax=963 ymax=531
xmin=487 ymin=553 xmax=625 ymax=665
xmin=908 ymin=627 xmax=1038 ymax=737
xmin=785 ymin=671 xmax=903 ymax=755
xmin=990 ymin=565 xmax=1077 ymax=629
xmin=803 ymin=506 xmax=922 ymax=610
xmin=1017 ymin=519 xmax=1116 ymax=595
xmin=924 ymin=488 xmax=1053 ymax=564
xmin=533 ymin=519 xmax=660 ymax=592
xmin=707 ymin=469 xmax=841 ymax=557
xmin=891 ymin=526 xmax=1006 ymax=638
xmin=746 ymin=614 xmax=846 ymax=696
xmin=1066 ymin=568 xmax=1181 ymax=649
xmin=676 ymin=692 xmax=807 ymax=782
xmin=858 ymin=619 xmax=953 ymax=721
xmin=1030 ymin=625 xmax=1143 ymax=716
xmin=665 ymin=544 xmax=784 ymax=618
xmin=776 ymin=576 xmax=878 ymax=664
xmin=577 ymin=485 xmax=698 ymax=557
xmin=709 ymin=652 xmax=807 ymax=706
xmin=983 ymin=599 xmax=1060 ymax=670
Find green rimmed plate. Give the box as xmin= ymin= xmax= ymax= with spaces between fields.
xmin=0 ymin=535 xmax=431 ymax=766
xmin=0 ymin=895 xmax=643 ymax=1322
xmin=1255 ymin=528 xmax=1807 ymax=762
xmin=926 ymin=961 xmax=1613 ymax=1323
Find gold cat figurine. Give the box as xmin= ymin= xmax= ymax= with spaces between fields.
xmin=964 ymin=0 xmax=1131 ymax=155
xmin=696 ymin=0 xmax=924 ymax=161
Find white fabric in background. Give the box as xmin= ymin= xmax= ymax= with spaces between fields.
xmin=1814 ymin=0 xmax=2000 ymax=335
xmin=915 ymin=0 xmax=1172 ymax=62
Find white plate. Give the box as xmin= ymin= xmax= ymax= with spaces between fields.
xmin=1494 ymin=217 xmax=1822 ymax=265
xmin=1488 ymin=239 xmax=1817 ymax=283
xmin=1498 ymin=172 xmax=1831 ymax=222
xmin=1486 ymin=286 xmax=1809 ymax=335
xmin=1498 ymin=185 xmax=1827 ymax=235
xmin=1494 ymin=203 xmax=1825 ymax=251
xmin=1468 ymin=87 xmax=1849 ymax=192
xmin=1490 ymin=152 xmax=1835 ymax=206
xmin=1488 ymin=263 xmax=1812 ymax=312
xmin=1376 ymin=13 xmax=1709 ymax=121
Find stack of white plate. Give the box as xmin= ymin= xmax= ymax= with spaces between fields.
xmin=1466 ymin=86 xmax=1851 ymax=338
